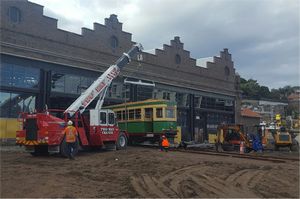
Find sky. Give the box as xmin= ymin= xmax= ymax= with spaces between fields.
xmin=30 ymin=0 xmax=300 ymax=89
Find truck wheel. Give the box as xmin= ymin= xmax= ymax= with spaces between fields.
xmin=117 ymin=132 xmax=127 ymax=150
xmin=60 ymin=137 xmax=79 ymax=157
xmin=274 ymin=145 xmax=279 ymax=151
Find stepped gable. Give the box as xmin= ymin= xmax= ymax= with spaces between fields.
xmin=204 ymin=48 xmax=236 ymax=81
xmin=1 ymin=0 xmax=238 ymax=92
xmin=141 ymin=36 xmax=236 ymax=82
xmin=142 ymin=36 xmax=196 ymax=70
xmin=1 ymin=0 xmax=133 ymax=55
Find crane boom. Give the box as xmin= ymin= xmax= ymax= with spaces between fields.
xmin=65 ymin=43 xmax=143 ymax=116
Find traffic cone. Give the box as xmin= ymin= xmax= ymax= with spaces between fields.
xmin=240 ymin=141 xmax=244 ymax=154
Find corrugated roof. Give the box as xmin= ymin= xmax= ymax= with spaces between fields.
xmin=241 ymin=108 xmax=261 ymax=118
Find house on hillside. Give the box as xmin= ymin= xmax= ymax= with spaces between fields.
xmin=241 ymin=99 xmax=288 ymax=123
xmin=240 ymin=108 xmax=261 ymax=134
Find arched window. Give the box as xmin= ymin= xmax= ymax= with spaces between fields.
xmin=225 ymin=66 xmax=230 ymax=76
xmin=8 ymin=7 xmax=21 ymax=23
xmin=110 ymin=36 xmax=118 ymax=48
xmin=175 ymin=54 xmax=181 ymax=64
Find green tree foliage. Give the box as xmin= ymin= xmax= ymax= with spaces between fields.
xmin=240 ymin=78 xmax=298 ymax=101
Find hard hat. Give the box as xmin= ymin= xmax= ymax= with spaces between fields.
xmin=67 ymin=120 xmax=73 ymax=126
xmin=162 ymin=135 xmax=166 ymax=138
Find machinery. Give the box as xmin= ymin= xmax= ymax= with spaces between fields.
xmin=262 ymin=114 xmax=293 ymax=151
xmin=269 ymin=127 xmax=292 ymax=151
xmin=215 ymin=124 xmax=252 ymax=152
xmin=16 ymin=44 xmax=143 ymax=156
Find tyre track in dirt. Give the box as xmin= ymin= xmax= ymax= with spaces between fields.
xmin=130 ymin=164 xmax=268 ymax=198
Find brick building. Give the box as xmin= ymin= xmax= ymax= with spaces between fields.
xmin=0 ymin=0 xmax=241 ymax=142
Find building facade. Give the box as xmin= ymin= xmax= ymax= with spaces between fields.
xmin=0 ymin=0 xmax=241 ymax=141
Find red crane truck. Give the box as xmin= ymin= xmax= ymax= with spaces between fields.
xmin=16 ymin=44 xmax=143 ymax=156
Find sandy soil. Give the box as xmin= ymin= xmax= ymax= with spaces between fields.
xmin=0 ymin=146 xmax=299 ymax=198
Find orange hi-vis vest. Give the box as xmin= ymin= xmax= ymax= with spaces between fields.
xmin=162 ymin=138 xmax=170 ymax=148
xmin=63 ymin=126 xmax=78 ymax=143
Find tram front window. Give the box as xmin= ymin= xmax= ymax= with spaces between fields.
xmin=166 ymin=107 xmax=175 ymax=118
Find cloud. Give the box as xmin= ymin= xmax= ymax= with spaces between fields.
xmin=30 ymin=0 xmax=299 ymax=89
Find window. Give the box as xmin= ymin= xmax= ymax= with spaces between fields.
xmin=163 ymin=92 xmax=170 ymax=100
xmin=111 ymin=36 xmax=118 ymax=48
xmin=8 ymin=7 xmax=21 ymax=23
xmin=51 ymin=73 xmax=65 ymax=92
xmin=135 ymin=109 xmax=141 ymax=119
xmin=100 ymin=112 xmax=106 ymax=124
xmin=116 ymin=111 xmax=122 ymax=121
xmin=0 ymin=91 xmax=36 ymax=118
xmin=156 ymin=108 xmax=163 ymax=118
xmin=65 ymin=75 xmax=80 ymax=94
xmin=137 ymin=85 xmax=154 ymax=101
xmin=145 ymin=108 xmax=153 ymax=119
xmin=108 ymin=113 xmax=115 ymax=125
xmin=122 ymin=110 xmax=127 ymax=120
xmin=166 ymin=108 xmax=175 ymax=118
xmin=128 ymin=109 xmax=134 ymax=120
xmin=51 ymin=72 xmax=96 ymax=94
xmin=175 ymin=54 xmax=181 ymax=64
xmin=194 ymin=96 xmax=202 ymax=108
xmin=176 ymin=93 xmax=190 ymax=107
xmin=0 ymin=63 xmax=39 ymax=89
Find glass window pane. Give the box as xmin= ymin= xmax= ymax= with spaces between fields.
xmin=108 ymin=113 xmax=115 ymax=124
xmin=135 ymin=109 xmax=141 ymax=119
xmin=65 ymin=75 xmax=80 ymax=94
xmin=0 ymin=92 xmax=36 ymax=118
xmin=128 ymin=109 xmax=134 ymax=120
xmin=156 ymin=108 xmax=163 ymax=118
xmin=12 ymin=65 xmax=39 ymax=89
xmin=0 ymin=63 xmax=13 ymax=87
xmin=100 ymin=112 xmax=106 ymax=124
xmin=23 ymin=95 xmax=36 ymax=113
xmin=145 ymin=108 xmax=153 ymax=119
xmin=10 ymin=93 xmax=23 ymax=117
xmin=137 ymin=86 xmax=153 ymax=101
xmin=116 ymin=111 xmax=122 ymax=121
xmin=0 ymin=92 xmax=11 ymax=117
xmin=166 ymin=108 xmax=175 ymax=118
xmin=51 ymin=72 xmax=65 ymax=92
xmin=122 ymin=110 xmax=127 ymax=120
xmin=9 ymin=7 xmax=21 ymax=23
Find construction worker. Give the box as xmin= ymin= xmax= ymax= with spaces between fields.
xmin=160 ymin=135 xmax=170 ymax=152
xmin=62 ymin=120 xmax=78 ymax=160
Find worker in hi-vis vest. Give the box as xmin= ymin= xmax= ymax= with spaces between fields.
xmin=62 ymin=120 xmax=78 ymax=159
xmin=160 ymin=135 xmax=170 ymax=152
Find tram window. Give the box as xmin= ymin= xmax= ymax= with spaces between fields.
xmin=145 ymin=108 xmax=153 ymax=119
xmin=166 ymin=108 xmax=175 ymax=118
xmin=116 ymin=111 xmax=122 ymax=121
xmin=129 ymin=109 xmax=134 ymax=120
xmin=135 ymin=109 xmax=141 ymax=119
xmin=100 ymin=112 xmax=106 ymax=124
xmin=122 ymin=110 xmax=127 ymax=120
xmin=156 ymin=108 xmax=163 ymax=118
xmin=108 ymin=113 xmax=115 ymax=125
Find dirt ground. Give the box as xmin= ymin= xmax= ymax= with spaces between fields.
xmin=0 ymin=146 xmax=299 ymax=198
